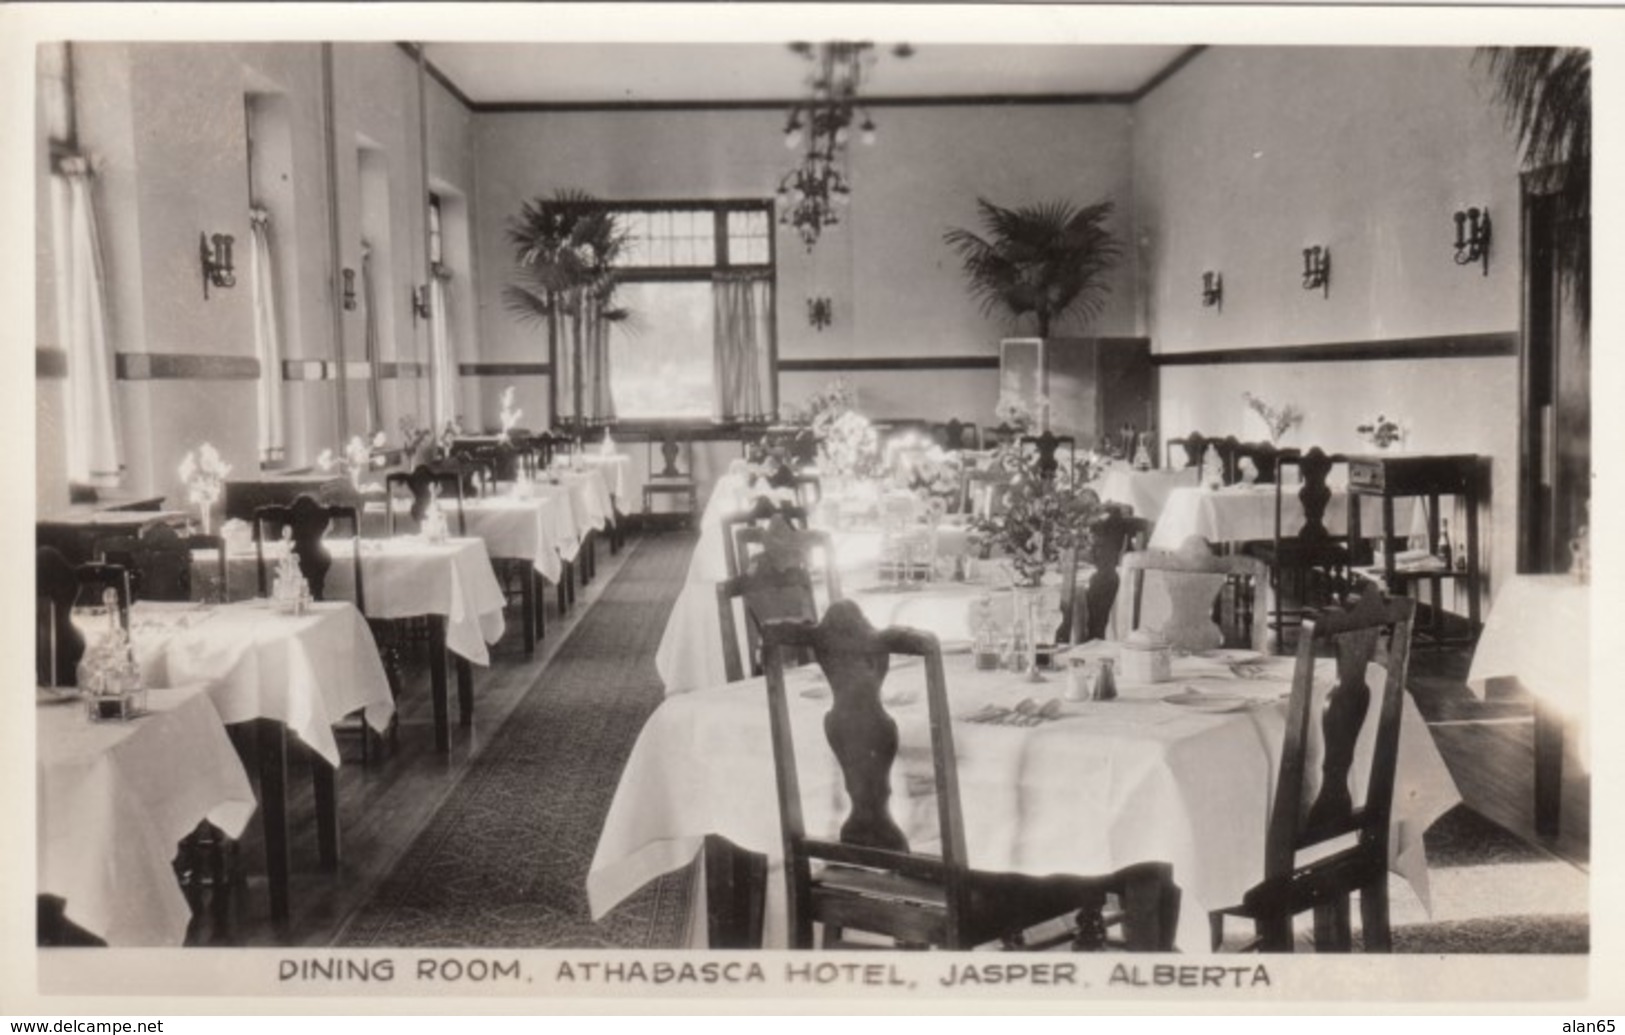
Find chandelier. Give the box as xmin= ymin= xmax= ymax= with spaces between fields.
xmin=777 ymin=41 xmax=912 ymax=250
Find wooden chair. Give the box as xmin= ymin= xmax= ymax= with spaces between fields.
xmin=960 ymin=465 xmax=1013 ymax=520
xmin=1232 ymin=441 xmax=1298 ymax=486
xmin=1247 ymin=447 xmax=1353 ymax=645
xmin=719 ymin=497 xmax=809 ymax=580
xmin=760 ymin=600 xmax=1174 ymax=950
xmin=717 ymin=515 xmax=839 ymax=681
xmin=1121 ymin=536 xmax=1269 ymax=653
xmin=734 ymin=516 xmax=840 ymax=596
xmin=1081 ymin=506 xmax=1153 ymax=643
xmin=430 ymin=455 xmax=492 ymax=501
xmin=642 ymin=430 xmax=699 ymax=528
xmin=1020 ymin=431 xmax=1076 ymax=481
xmin=96 ymin=522 xmax=229 ymax=604
xmin=252 ymin=495 xmax=364 ymax=610
xmin=384 ymin=464 xmax=468 ymax=536
xmin=1210 ymin=591 xmax=1417 ymax=952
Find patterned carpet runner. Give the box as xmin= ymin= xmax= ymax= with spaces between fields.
xmin=338 ymin=534 xmax=696 ymax=948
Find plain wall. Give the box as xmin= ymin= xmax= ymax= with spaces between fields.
xmin=1131 ymin=46 xmax=1527 ymax=603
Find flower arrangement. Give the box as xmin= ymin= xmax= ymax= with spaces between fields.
xmin=819 ymin=409 xmax=882 ymax=481
xmin=994 ymin=392 xmax=1048 ymax=435
xmin=789 ymin=376 xmax=856 ymax=427
xmin=498 ymin=386 xmax=523 ymax=439
xmin=899 ymin=442 xmax=965 ymax=504
xmin=1355 ymin=414 xmax=1407 ymax=450
xmin=969 ymin=442 xmax=1104 ymax=586
xmin=317 ymin=432 xmax=387 ymax=485
xmin=178 ymin=443 xmax=231 ymax=533
xmin=1242 ymin=392 xmax=1304 ymax=444
xmin=439 ymin=416 xmax=466 ymax=452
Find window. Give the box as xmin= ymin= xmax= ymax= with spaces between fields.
xmin=582 ymin=200 xmax=776 ymax=422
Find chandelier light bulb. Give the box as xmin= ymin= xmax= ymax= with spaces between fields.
xmin=860 ymin=118 xmax=877 ymax=145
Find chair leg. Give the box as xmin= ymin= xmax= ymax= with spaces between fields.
xmin=1313 ymin=897 xmax=1353 ymax=953
xmin=1210 ymin=912 xmax=1226 ymax=951
xmin=1360 ymin=879 xmax=1392 ymax=952
xmin=1255 ymin=911 xmax=1294 ymax=952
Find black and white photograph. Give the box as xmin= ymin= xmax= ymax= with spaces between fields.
xmin=4 ymin=0 xmax=1619 ymax=1014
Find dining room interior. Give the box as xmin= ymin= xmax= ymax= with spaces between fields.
xmin=25 ymin=22 xmax=1597 ymax=968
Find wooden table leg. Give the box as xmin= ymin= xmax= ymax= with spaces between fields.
xmin=1534 ymin=698 xmax=1564 ymax=839
xmin=703 ymin=835 xmax=767 ymax=949
xmin=428 ymin=614 xmax=450 ymax=754
xmin=312 ymin=753 xmax=339 ymax=872
xmin=582 ymin=530 xmax=595 ymax=584
xmin=532 ymin=570 xmax=546 ymax=639
xmin=609 ymin=501 xmax=622 ymax=554
xmin=256 ymin=719 xmax=290 ymax=923
xmin=1119 ymin=863 xmax=1180 ymax=951
xmin=564 ymin=559 xmax=576 ymax=609
xmin=456 ymin=656 xmax=474 ymax=728
xmin=519 ymin=564 xmax=536 ymax=655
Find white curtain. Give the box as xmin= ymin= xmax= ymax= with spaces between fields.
xmin=712 ymin=273 xmax=773 ymax=421
xmin=360 ymin=242 xmax=382 ymax=431
xmin=429 ymin=272 xmax=456 ymax=431
xmin=554 ymin=296 xmax=615 ymax=423
xmin=52 ymin=155 xmax=121 ymax=486
xmin=249 ymin=207 xmax=285 ymax=462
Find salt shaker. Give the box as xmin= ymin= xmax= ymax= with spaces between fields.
xmin=1065 ymin=660 xmax=1092 ymax=703
xmin=1092 ymin=659 xmax=1118 ymax=702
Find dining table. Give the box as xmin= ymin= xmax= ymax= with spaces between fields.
xmin=655 ymin=474 xmax=993 ymax=694
xmin=1093 ymin=463 xmax=1193 ymax=523
xmin=37 ymin=685 xmax=257 ymax=945
xmin=1466 ymin=573 xmax=1590 ymax=838
xmin=591 ymin=641 xmax=1461 ymax=952
xmin=127 ymin=597 xmax=395 ymax=920
xmin=1149 ymin=482 xmax=1426 ymax=550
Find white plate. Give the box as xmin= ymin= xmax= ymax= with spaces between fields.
xmin=1195 ymin=648 xmax=1264 ymax=663
xmin=939 ymin=638 xmax=973 ymax=655
xmin=1160 ymin=688 xmax=1257 ymax=713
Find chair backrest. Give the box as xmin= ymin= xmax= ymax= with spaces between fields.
xmin=1275 ymin=447 xmax=1341 ymax=545
xmin=719 ymin=497 xmax=809 ymax=579
xmin=1020 ymin=432 xmax=1076 ymax=481
xmin=431 ymin=456 xmax=490 ymax=500
xmin=96 ymin=523 xmax=227 ymax=604
xmin=385 ymin=464 xmax=468 ymax=536
xmin=649 ymin=431 xmax=693 ymax=479
xmin=1267 ymin=592 xmax=1416 ymax=881
xmin=1168 ymin=431 xmax=1206 ymax=470
xmin=960 ymin=466 xmax=1012 ymax=520
xmin=759 ymin=601 xmax=969 ymax=947
xmin=37 ymin=547 xmax=83 ymax=687
xmin=735 ymin=515 xmax=843 ymax=602
xmin=716 ymin=560 xmax=821 ymax=684
xmin=1121 ymin=536 xmax=1270 ymax=652
xmin=934 ymin=419 xmax=980 ymax=452
xmin=252 ymin=495 xmax=364 ymax=610
xmin=1082 ymin=505 xmax=1153 ymax=642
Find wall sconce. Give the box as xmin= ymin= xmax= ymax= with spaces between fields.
xmin=199 ymin=233 xmax=236 ymax=299
xmin=1301 ymin=245 xmax=1330 ymax=297
xmin=1453 ymin=206 xmax=1491 ymax=275
xmin=411 ymin=285 xmax=431 ymax=322
xmin=1201 ymin=271 xmax=1223 ymax=309
xmin=341 ymin=268 xmax=358 ymax=311
xmin=807 ymin=296 xmax=833 ymax=331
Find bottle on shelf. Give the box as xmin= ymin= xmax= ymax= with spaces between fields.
xmin=1437 ymin=519 xmax=1454 ymax=569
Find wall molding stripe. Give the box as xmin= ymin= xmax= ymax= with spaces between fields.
xmin=376 ymin=361 xmax=428 ymax=379
xmin=779 ymin=356 xmax=1000 ymax=373
xmin=281 ymin=359 xmax=430 ymax=381
xmin=1130 ymin=45 xmax=1207 ymax=101
xmin=282 ymin=359 xmax=328 ymax=381
xmin=115 ymin=352 xmax=260 ymax=380
xmin=1150 ymin=332 xmax=1519 ymax=367
xmin=37 ymin=347 xmax=67 ymax=379
xmin=459 ymin=362 xmax=553 ymax=376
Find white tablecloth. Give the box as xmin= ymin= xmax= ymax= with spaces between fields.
xmin=130 ymin=599 xmax=395 ymax=767
xmin=579 ymin=452 xmax=634 ymax=501
xmin=365 ymin=495 xmax=570 ymax=583
xmin=37 ymin=686 xmax=256 ymax=946
xmin=1095 ymin=465 xmax=1193 ymax=523
xmin=326 ymin=537 xmax=507 ymax=667
xmin=592 ymin=647 xmax=1459 ymax=951
xmin=1467 ymin=574 xmax=1590 ymax=765
xmin=1150 ymin=485 xmax=1424 ymax=549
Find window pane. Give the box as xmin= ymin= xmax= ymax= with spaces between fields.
xmin=622 ymin=211 xmax=649 ymax=266
xmin=608 ymin=281 xmax=714 ymax=419
xmin=726 ymin=209 xmax=769 ymax=266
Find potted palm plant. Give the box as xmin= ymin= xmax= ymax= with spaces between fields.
xmin=943 ymin=197 xmax=1123 ymax=339
xmin=503 ymin=189 xmax=633 ymax=428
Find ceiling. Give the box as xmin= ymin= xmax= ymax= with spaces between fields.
xmin=422 ymin=43 xmax=1192 ymax=106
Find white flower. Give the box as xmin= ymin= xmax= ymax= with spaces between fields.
xmin=372 ymin=431 xmax=388 ymax=448
xmin=316 ymin=449 xmax=336 ymax=471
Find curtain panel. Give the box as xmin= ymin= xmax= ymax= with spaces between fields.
xmin=53 ymin=156 xmax=122 ymax=486
xmin=249 ymin=207 xmax=285 ymax=463
xmin=712 ymin=273 xmax=774 ymax=422
xmin=429 ymin=270 xmax=456 ymax=432
xmin=553 ymin=293 xmax=616 ymax=423
xmin=360 ymin=243 xmax=382 ymax=431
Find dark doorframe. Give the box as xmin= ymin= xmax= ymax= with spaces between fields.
xmin=1517 ymin=175 xmax=1591 ymax=574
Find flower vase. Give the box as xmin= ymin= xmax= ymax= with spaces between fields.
xmin=198 ymin=501 xmax=212 ymax=536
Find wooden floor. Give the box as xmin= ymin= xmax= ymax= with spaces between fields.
xmin=184 ymin=538 xmax=1589 ymax=946
xmin=195 ymin=532 xmax=645 ymax=947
